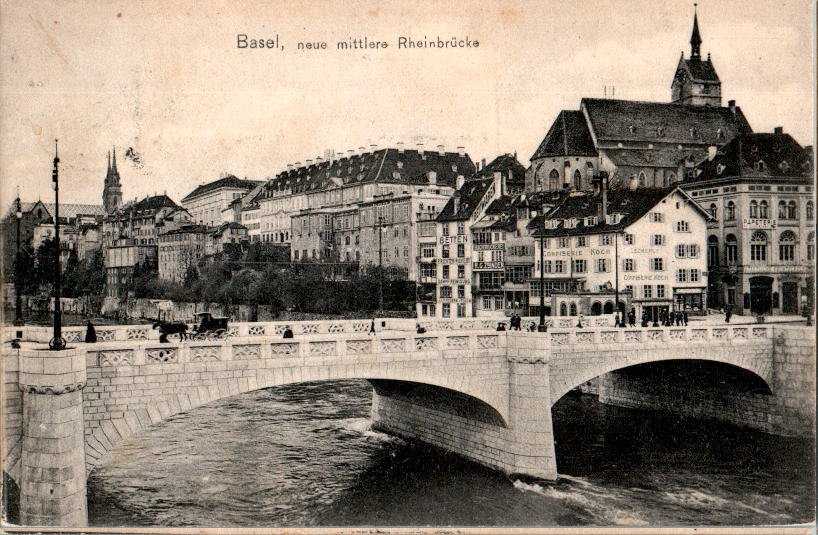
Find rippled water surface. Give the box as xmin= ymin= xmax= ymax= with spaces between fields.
xmin=87 ymin=380 xmax=815 ymax=527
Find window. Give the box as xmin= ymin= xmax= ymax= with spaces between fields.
xmin=642 ymin=285 xmax=653 ymax=298
xmin=676 ymin=244 xmax=686 ymax=258
xmin=651 ymin=258 xmax=664 ymax=271
xmin=779 ymin=230 xmax=796 ymax=262
xmin=457 ymin=264 xmax=465 ymax=279
xmin=442 ymin=244 xmax=450 ymax=258
xmin=420 ymin=263 xmax=436 ymax=278
xmin=656 ymin=285 xmax=666 ymax=298
xmin=600 ymin=235 xmax=611 ymax=245
xmin=778 ymin=200 xmax=788 ymax=219
xmin=750 ymin=231 xmax=768 ymax=262
xmin=442 ymin=303 xmax=451 ymax=317
xmin=624 ymin=233 xmax=634 ymax=245
xmin=439 ymin=285 xmax=452 ymax=298
xmin=639 ymin=172 xmax=647 ymax=187
xmin=558 ymin=237 xmax=569 ymax=248
xmin=576 ymin=236 xmax=587 ymax=247
xmin=675 ymin=221 xmax=690 ymax=232
xmin=442 ymin=265 xmax=450 ymax=279
xmin=542 ymin=260 xmax=552 ymax=273
xmin=623 ymin=259 xmax=635 ymax=271
xmin=457 ymin=285 xmax=465 ymax=298
xmin=482 ymin=295 xmax=492 ymax=310
xmin=708 ymin=203 xmax=718 ymax=218
xmin=653 ymin=234 xmax=665 ymax=246
xmin=442 ymin=224 xmax=449 ymax=236
xmin=422 ymin=245 xmax=435 ymax=258
xmin=808 ymin=231 xmax=815 ymax=261
xmin=690 ymin=269 xmax=700 ymax=282
xmin=549 ymin=169 xmax=560 ymax=191
xmin=596 ymin=258 xmax=608 ymax=272
xmin=676 ymin=269 xmax=687 ymax=282
xmin=788 ymin=200 xmax=797 ymax=219
xmin=749 ymin=200 xmax=758 ymax=218
xmin=573 ymin=259 xmax=587 ymax=273
xmin=807 ymin=201 xmax=814 ymax=220
xmin=759 ymin=200 xmax=769 ymax=218
xmin=650 ymin=212 xmax=664 ymax=223
xmin=726 ymin=234 xmax=738 ymax=264
xmin=457 ymin=243 xmax=465 ymax=257
xmin=687 ymin=244 xmax=699 ymax=257
xmin=569 ymin=303 xmax=578 ymax=316
xmin=725 ymin=201 xmax=735 ymax=221
xmin=708 ymin=236 xmax=719 ymax=267
xmin=457 ymin=222 xmax=465 ymax=235
xmin=573 ymin=169 xmax=582 ymax=189
xmin=554 ymin=260 xmax=565 ymax=273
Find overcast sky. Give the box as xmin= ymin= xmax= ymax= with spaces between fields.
xmin=0 ymin=0 xmax=813 ymax=208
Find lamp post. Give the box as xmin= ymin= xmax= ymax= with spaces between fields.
xmin=537 ymin=206 xmax=547 ymax=332
xmin=377 ymin=216 xmax=385 ymax=313
xmin=13 ymin=189 xmax=24 ymax=326
xmin=49 ymin=139 xmax=66 ymax=351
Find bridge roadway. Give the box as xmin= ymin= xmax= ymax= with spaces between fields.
xmin=2 ymin=317 xmax=814 ymax=527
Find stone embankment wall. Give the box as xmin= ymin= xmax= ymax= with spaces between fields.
xmin=598 ymin=326 xmax=815 ymax=437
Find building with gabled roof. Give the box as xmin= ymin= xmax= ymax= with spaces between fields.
xmin=181 ymin=174 xmax=262 ymax=227
xmin=527 ymin=10 xmax=753 ymax=194
xmin=681 ymin=129 xmax=815 ymax=316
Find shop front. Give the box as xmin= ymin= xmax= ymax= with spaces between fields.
xmin=673 ymin=287 xmax=707 ymax=315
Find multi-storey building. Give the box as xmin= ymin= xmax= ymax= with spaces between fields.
xmin=526 ymin=11 xmax=753 ymax=193
xmin=529 ymin=185 xmax=712 ymax=321
xmin=181 ymin=175 xmax=261 ymax=227
xmin=682 ymin=129 xmax=814 ymax=315
xmin=157 ymin=224 xmax=210 ymax=282
xmin=102 ymin=195 xmax=190 ymax=298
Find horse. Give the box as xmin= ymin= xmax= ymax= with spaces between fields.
xmin=152 ymin=320 xmax=189 ymax=341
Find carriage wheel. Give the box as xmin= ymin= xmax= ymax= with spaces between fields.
xmin=215 ymin=329 xmax=227 ymax=339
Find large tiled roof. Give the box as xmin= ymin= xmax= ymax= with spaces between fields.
xmin=262 ymin=148 xmax=475 ymax=197
xmin=604 ymin=147 xmax=704 ymax=168
xmin=182 ymin=175 xmax=261 ymax=202
xmin=476 ymin=154 xmax=527 ymax=184
xmin=686 ymin=133 xmax=813 ymax=183
xmin=529 ymin=187 xmax=708 ymax=238
xmin=436 ymin=178 xmax=494 ymax=222
xmin=581 ymin=98 xmax=752 ymax=145
xmin=109 ymin=195 xmax=182 ymax=220
xmin=531 ymin=111 xmax=598 ymax=160
xmin=20 ymin=202 xmax=105 ymax=220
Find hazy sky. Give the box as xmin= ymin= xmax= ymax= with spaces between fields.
xmin=0 ymin=0 xmax=813 ymax=208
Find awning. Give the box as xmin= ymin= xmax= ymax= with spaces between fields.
xmin=673 ymin=287 xmax=706 ymax=294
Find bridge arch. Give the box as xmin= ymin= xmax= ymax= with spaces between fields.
xmin=83 ymin=367 xmax=509 ymax=474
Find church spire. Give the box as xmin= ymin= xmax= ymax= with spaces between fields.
xmin=112 ymin=146 xmax=118 ymax=173
xmin=690 ymin=4 xmax=702 ymax=59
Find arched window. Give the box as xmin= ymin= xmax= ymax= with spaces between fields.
xmin=808 ymin=231 xmax=815 ymax=261
xmin=750 ymin=231 xmax=768 ymax=262
xmin=603 ymin=301 xmax=615 ymax=314
xmin=667 ymin=172 xmax=676 ymax=184
xmin=779 ymin=230 xmax=796 ymax=262
xmin=591 ymin=302 xmax=602 ymax=315
xmin=759 ymin=200 xmax=769 ymax=219
xmin=725 ymin=201 xmax=735 ymax=221
xmin=808 ymin=201 xmax=815 ymax=220
xmin=749 ymin=200 xmax=758 ymax=218
xmin=778 ymin=200 xmax=788 ymax=219
xmin=549 ymin=169 xmax=560 ymax=191
xmin=559 ymin=302 xmax=567 ymax=316
xmin=708 ymin=235 xmax=719 ymax=267
xmin=569 ymin=303 xmax=578 ymax=316
xmin=638 ymin=171 xmax=647 ymax=187
xmin=708 ymin=203 xmax=718 ymax=218
xmin=725 ymin=233 xmax=738 ymax=264
xmin=573 ymin=169 xmax=582 ymax=190
xmin=788 ymin=200 xmax=797 ymax=219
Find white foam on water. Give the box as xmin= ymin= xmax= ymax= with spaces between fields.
xmin=662 ymin=489 xmax=771 ymax=517
xmin=337 ymin=417 xmax=399 ymax=442
xmin=512 ymin=479 xmax=648 ymax=526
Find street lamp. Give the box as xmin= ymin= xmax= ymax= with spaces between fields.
xmin=49 ymin=139 xmax=66 ymax=351
xmin=377 ymin=216 xmax=385 ymax=313
xmin=13 ymin=189 xmax=24 ymax=326
xmin=536 ymin=206 xmax=547 ymax=332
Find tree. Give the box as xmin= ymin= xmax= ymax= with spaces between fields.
xmin=183 ymin=264 xmax=199 ymax=288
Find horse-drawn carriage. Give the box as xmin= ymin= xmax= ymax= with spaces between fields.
xmin=153 ymin=312 xmax=230 ymax=342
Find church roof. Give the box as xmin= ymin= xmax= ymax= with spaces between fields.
xmin=603 ymin=147 xmax=704 ymax=168
xmin=182 ymin=175 xmax=261 ymax=202
xmin=686 ymin=132 xmax=813 ymax=183
xmin=530 ymin=111 xmax=598 ymax=160
xmin=581 ymin=98 xmax=752 ymax=145
xmin=681 ymin=57 xmax=719 ymax=82
xmin=20 ymin=202 xmax=105 ymax=221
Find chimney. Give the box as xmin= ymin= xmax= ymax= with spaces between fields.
xmin=437 ymin=144 xmax=445 ymax=156
xmin=287 ymin=163 xmax=293 ymax=171
xmin=456 ymin=174 xmax=465 ymax=189
xmin=306 ymin=159 xmax=313 ymax=166
xmin=597 ymin=172 xmax=608 ymax=221
xmin=347 ymin=149 xmax=354 ymax=158
xmin=494 ymin=170 xmax=506 ymax=197
xmin=427 ymin=171 xmax=437 ymax=185
xmin=728 ymin=100 xmax=736 ymax=114
xmin=358 ymin=146 xmax=366 ymax=155
xmin=629 ymin=175 xmax=638 ymax=190
xmin=774 ymin=126 xmax=783 ymax=135
xmin=457 ymin=146 xmax=465 ymax=157
xmin=316 ymin=156 xmax=323 ymax=164
xmin=295 ymin=161 xmax=302 ymax=168
xmin=481 ymin=158 xmax=486 ymax=170
xmin=707 ymin=146 xmax=718 ymax=161
xmin=453 ymin=191 xmax=461 ymax=214
xmin=397 ymin=141 xmax=404 ymax=153
xmin=370 ymin=144 xmax=378 ymax=152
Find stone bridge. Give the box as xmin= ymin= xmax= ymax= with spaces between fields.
xmin=2 ymin=319 xmax=814 ymax=527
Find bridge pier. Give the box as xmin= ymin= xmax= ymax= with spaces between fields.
xmin=18 ymin=348 xmax=88 ymax=527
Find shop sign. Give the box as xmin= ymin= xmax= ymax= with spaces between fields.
xmin=474 ymin=261 xmax=504 ymax=270
xmin=742 ymin=218 xmax=777 ymax=229
xmin=439 ymin=235 xmax=468 ymax=245
xmin=474 ymin=243 xmax=505 ymax=251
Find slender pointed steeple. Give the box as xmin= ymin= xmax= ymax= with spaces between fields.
xmin=103 ymin=147 xmax=123 ymax=214
xmin=690 ymin=4 xmax=702 ymax=59
xmin=112 ymin=146 xmax=118 ymax=174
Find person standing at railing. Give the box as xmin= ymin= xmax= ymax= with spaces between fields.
xmin=85 ymin=320 xmax=97 ymax=343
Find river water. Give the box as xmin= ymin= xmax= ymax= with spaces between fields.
xmin=87 ymin=380 xmax=814 ymax=528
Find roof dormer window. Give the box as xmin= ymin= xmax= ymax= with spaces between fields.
xmin=689 ymin=127 xmax=697 ymax=137
xmin=716 ymin=128 xmax=725 ymax=139
xmin=657 ymin=127 xmax=665 ymax=137
xmin=754 ymin=160 xmax=766 ymax=172
xmin=451 ymin=164 xmax=457 ymax=172
xmin=397 ymin=161 xmax=403 ymax=169
xmin=716 ymin=164 xmax=726 ymax=175
xmin=629 ymin=125 xmax=637 ymax=134
xmin=779 ymin=161 xmax=790 ymax=171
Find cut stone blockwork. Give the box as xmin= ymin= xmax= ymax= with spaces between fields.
xmin=2 ymin=323 xmax=813 ymax=528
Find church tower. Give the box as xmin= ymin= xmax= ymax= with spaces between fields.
xmin=671 ymin=5 xmax=722 ymax=107
xmin=103 ymin=147 xmax=123 ymax=213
